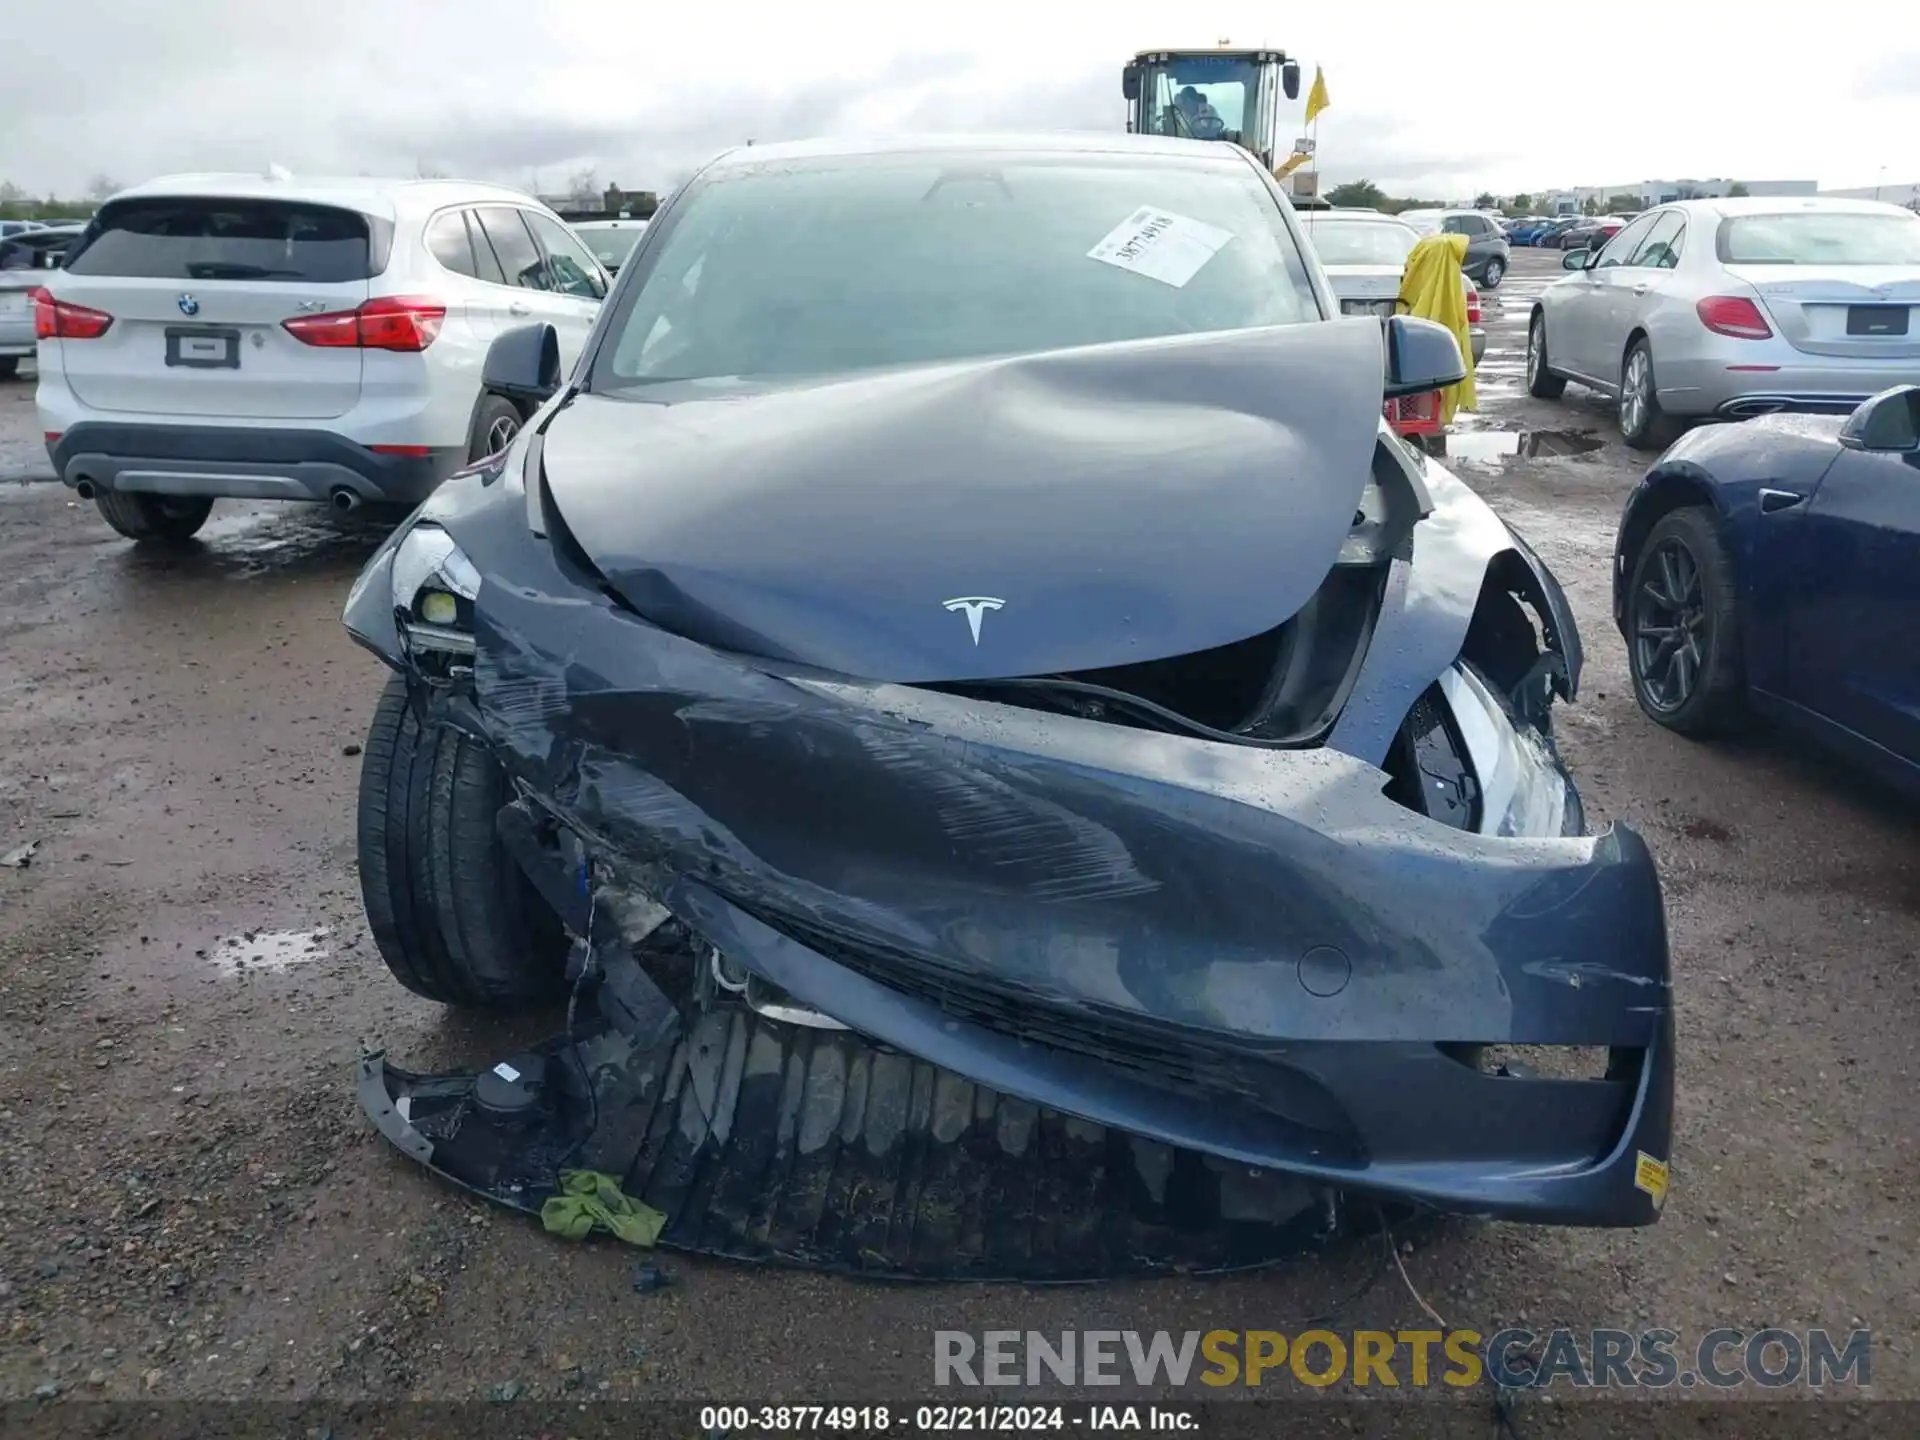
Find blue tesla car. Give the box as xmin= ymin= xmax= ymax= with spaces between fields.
xmin=1613 ymin=384 xmax=1920 ymax=790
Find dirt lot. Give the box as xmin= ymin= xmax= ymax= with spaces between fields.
xmin=1 ymin=248 xmax=1915 ymax=1410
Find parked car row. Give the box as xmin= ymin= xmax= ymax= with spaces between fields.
xmin=1506 ymin=215 xmax=1636 ymax=249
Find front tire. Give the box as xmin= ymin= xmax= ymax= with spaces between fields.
xmin=1626 ymin=507 xmax=1744 ymax=737
xmin=0 ymin=356 xmax=18 ymax=380
xmin=356 ymin=674 xmax=569 ymax=1008
xmin=1619 ymin=338 xmax=1676 ymax=451
xmin=468 ymin=394 xmax=523 ymax=463
xmin=95 ymin=492 xmax=213 ymax=542
xmin=1526 ymin=312 xmax=1567 ymax=399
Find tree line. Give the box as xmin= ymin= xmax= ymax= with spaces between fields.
xmin=0 ymin=177 xmax=118 ymax=222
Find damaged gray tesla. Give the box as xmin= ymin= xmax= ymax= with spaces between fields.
xmin=344 ymin=135 xmax=1674 ymax=1280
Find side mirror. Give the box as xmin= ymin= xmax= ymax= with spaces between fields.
xmin=1121 ymin=65 xmax=1141 ymax=102
xmin=482 ymin=322 xmax=561 ymax=407
xmin=1562 ymin=248 xmax=1590 ymax=271
xmin=1382 ymin=314 xmax=1467 ymax=399
xmin=1282 ymin=61 xmax=1301 ymax=100
xmin=1839 ymin=384 xmax=1920 ymax=453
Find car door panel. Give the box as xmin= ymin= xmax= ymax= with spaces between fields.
xmin=1574 ymin=213 xmax=1662 ymax=380
xmin=1551 ymin=256 xmax=1610 ymax=382
xmin=1783 ymin=444 xmax=1920 ymax=756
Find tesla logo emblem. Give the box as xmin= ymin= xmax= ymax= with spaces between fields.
xmin=943 ymin=596 xmax=1004 ymax=645
xmin=176 ymin=294 xmax=199 ymax=316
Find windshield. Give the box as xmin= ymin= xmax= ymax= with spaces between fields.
xmin=592 ymin=151 xmax=1323 ymax=388
xmin=578 ymin=226 xmax=644 ymax=267
xmin=1397 ymin=213 xmax=1440 ymax=235
xmin=1302 ymin=217 xmax=1417 ymax=266
xmin=1717 ymin=212 xmax=1920 ymax=265
xmin=1141 ymin=56 xmax=1255 ymax=143
xmin=65 ymin=198 xmax=376 ymax=282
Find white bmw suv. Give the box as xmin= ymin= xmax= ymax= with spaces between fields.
xmin=33 ymin=173 xmax=612 ymax=542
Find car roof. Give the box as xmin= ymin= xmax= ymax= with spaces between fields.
xmin=571 ymin=218 xmax=647 ymax=230
xmin=1644 ymin=195 xmax=1919 ymax=221
xmin=102 ymin=173 xmax=544 ymax=223
xmin=700 ymin=131 xmax=1258 ymax=173
xmin=1303 ymin=210 xmax=1414 ymax=225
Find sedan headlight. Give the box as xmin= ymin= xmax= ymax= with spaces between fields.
xmin=391 ymin=524 xmax=482 ymax=658
xmin=1439 ymin=663 xmax=1582 ymax=838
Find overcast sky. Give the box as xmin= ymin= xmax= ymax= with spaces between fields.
xmin=3 ymin=1 xmax=1914 ymax=202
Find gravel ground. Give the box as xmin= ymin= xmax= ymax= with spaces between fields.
xmin=1 ymin=249 xmax=1914 ymax=1411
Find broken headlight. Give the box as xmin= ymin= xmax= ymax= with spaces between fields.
xmin=1439 ymin=663 xmax=1581 ymax=838
xmin=391 ymin=524 xmax=482 ymax=658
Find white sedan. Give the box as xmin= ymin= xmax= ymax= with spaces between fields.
xmin=1527 ymin=196 xmax=1920 ymax=449
xmin=1299 ymin=209 xmax=1485 ymax=364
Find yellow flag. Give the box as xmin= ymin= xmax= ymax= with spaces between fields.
xmin=1304 ymin=66 xmax=1330 ymax=125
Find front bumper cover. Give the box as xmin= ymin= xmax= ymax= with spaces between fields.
xmin=346 ymin=475 xmax=1674 ymax=1239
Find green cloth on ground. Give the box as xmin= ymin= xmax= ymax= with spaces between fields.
xmin=539 ymin=1169 xmax=666 ymax=1246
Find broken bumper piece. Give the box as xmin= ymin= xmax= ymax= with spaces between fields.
xmin=358 ymin=998 xmax=1349 ymax=1281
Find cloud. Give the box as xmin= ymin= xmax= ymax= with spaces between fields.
xmin=2 ymin=0 xmax=1916 ymax=200
xmin=1857 ymin=52 xmax=1920 ymax=100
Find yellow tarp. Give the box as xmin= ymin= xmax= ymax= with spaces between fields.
xmin=1396 ymin=232 xmax=1477 ymax=424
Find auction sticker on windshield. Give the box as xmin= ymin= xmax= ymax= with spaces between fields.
xmin=1088 ymin=206 xmax=1235 ymax=287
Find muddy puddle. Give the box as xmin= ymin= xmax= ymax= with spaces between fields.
xmin=1439 ymin=429 xmax=1605 ymax=466
xmin=209 ymin=926 xmax=331 ymax=977
xmin=117 ymin=502 xmax=397 ymax=581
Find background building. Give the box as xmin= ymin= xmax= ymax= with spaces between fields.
xmin=536 ymin=183 xmax=659 ymax=219
xmin=1531 ymin=177 xmax=1817 ymax=215
xmin=1819 ymin=179 xmax=1920 ymax=211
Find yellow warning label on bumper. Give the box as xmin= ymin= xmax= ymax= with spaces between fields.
xmin=1634 ymin=1152 xmax=1670 ymax=1209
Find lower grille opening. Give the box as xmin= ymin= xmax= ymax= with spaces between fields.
xmin=738 ymin=905 xmax=1362 ymax=1158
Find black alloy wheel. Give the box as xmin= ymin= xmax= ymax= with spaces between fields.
xmin=1626 ymin=507 xmax=1743 ymax=736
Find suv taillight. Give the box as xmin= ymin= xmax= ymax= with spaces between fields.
xmin=1695 ymin=295 xmax=1773 ymax=340
xmin=282 ymin=295 xmax=447 ymax=352
xmin=32 ymin=288 xmax=114 ymax=340
xmin=1466 ymin=286 xmax=1482 ymax=325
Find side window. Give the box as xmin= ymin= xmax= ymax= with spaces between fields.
xmin=1441 ymin=215 xmax=1473 ymax=235
xmin=1594 ymin=213 xmax=1658 ymax=268
xmin=462 ymin=211 xmax=507 ymax=285
xmin=1632 ymin=211 xmax=1686 ymax=270
xmin=475 ymin=206 xmax=551 ymax=290
xmin=522 ymin=211 xmax=608 ymax=300
xmin=424 ymin=210 xmax=477 ymax=278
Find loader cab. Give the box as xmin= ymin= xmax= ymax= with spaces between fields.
xmin=1123 ymin=47 xmax=1300 ymax=171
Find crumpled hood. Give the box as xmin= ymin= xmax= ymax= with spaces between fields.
xmin=542 ymin=319 xmax=1387 ymax=682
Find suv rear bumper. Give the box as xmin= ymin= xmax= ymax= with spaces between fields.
xmin=48 ymin=423 xmax=466 ymax=506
